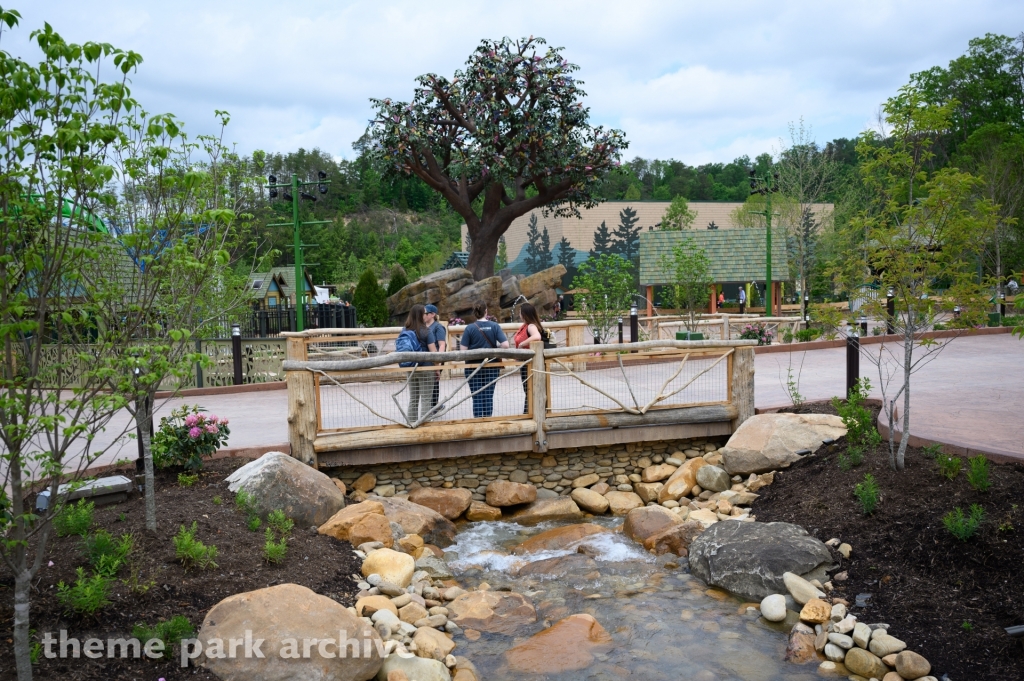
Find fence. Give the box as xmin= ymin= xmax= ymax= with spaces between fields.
xmin=234 ymin=302 xmax=357 ymax=338
xmin=282 ymin=333 xmax=756 ymax=467
xmin=648 ymin=314 xmax=805 ymax=343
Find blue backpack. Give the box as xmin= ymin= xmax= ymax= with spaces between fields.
xmin=396 ymin=329 xmax=428 ymax=367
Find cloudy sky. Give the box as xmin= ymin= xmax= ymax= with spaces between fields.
xmin=8 ymin=1 xmax=1024 ymax=165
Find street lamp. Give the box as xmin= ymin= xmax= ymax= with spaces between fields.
xmin=265 ymin=172 xmax=332 ymax=331
xmin=886 ymin=287 xmax=895 ymax=335
xmin=748 ymin=169 xmax=780 ymax=317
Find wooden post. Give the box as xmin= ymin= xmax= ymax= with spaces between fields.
xmin=286 ymin=337 xmax=318 ymax=467
xmin=566 ymin=321 xmax=586 ymax=372
xmin=709 ymin=284 xmax=717 ymax=313
xmin=646 ymin=285 xmax=654 ymax=317
xmin=530 ymin=340 xmax=547 ymax=453
xmin=730 ymin=346 xmax=755 ymax=432
xmin=722 ymin=314 xmax=730 ymax=341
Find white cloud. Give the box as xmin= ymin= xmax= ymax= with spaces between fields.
xmin=10 ymin=0 xmax=1024 ymax=163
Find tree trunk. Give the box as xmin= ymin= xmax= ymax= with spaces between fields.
xmin=14 ymin=571 xmax=33 ymax=680
xmin=466 ymin=215 xmax=513 ymax=281
xmin=896 ymin=325 xmax=913 ymax=471
xmin=138 ymin=394 xmax=157 ymax=532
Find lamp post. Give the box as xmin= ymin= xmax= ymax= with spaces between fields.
xmin=629 ymin=304 xmax=639 ymax=344
xmin=265 ymin=171 xmax=331 ymax=331
xmin=846 ymin=323 xmax=860 ymax=397
xmin=231 ymin=323 xmax=243 ymax=386
xmin=748 ymin=169 xmax=781 ymax=317
xmin=886 ymin=287 xmax=895 ymax=335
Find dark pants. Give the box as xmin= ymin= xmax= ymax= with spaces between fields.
xmin=520 ymin=364 xmax=530 ymax=414
xmin=429 ymin=372 xmax=440 ymax=408
xmin=465 ymin=366 xmax=499 ymax=418
xmin=739 ymin=302 xmax=746 ymax=314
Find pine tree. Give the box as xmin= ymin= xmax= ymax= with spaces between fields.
xmin=589 ymin=220 xmax=613 ymax=260
xmin=386 ymin=264 xmax=409 ymax=297
xmin=353 ymin=268 xmax=389 ymax=327
xmin=539 ymin=226 xmax=553 ymax=270
xmin=556 ymin=236 xmax=575 ymax=270
xmin=524 ymin=214 xmax=553 ymax=273
xmin=611 ymin=206 xmax=641 ymax=262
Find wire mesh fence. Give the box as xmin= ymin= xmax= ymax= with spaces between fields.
xmin=545 ymin=349 xmax=730 ymax=416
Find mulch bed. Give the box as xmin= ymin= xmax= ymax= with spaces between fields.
xmin=0 ymin=458 xmax=362 ymax=681
xmin=752 ymin=401 xmax=1024 ymax=680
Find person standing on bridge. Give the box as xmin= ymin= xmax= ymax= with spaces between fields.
xmin=460 ymin=302 xmax=508 ymax=418
xmin=424 ymin=304 xmax=446 ymax=410
xmin=396 ymin=304 xmax=432 ymax=423
xmin=513 ymin=303 xmax=548 ymax=414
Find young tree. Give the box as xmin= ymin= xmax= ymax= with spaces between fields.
xmin=369 ymin=37 xmax=626 ymax=280
xmin=387 ymin=263 xmax=410 ymax=296
xmin=662 ymin=237 xmax=713 ymax=333
xmin=353 ymin=267 xmax=389 ymax=326
xmin=556 ymin=235 xmax=576 ymax=286
xmin=523 ymin=214 xmax=553 ymax=273
xmin=833 ymin=86 xmax=996 ymax=471
xmin=661 ymin=195 xmax=697 ymax=230
xmin=611 ymin=205 xmax=641 ymax=262
xmin=589 ymin=220 xmax=613 ymax=259
xmin=572 ymin=254 xmax=635 ymax=343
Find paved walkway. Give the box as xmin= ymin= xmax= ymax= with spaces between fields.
xmin=39 ymin=333 xmax=1024 ymax=472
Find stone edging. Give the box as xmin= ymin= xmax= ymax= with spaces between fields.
xmin=754 ymin=325 xmax=1012 ymax=355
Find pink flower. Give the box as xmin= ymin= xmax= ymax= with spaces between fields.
xmin=207 ymin=414 xmax=219 ymax=423
xmin=184 ymin=414 xmax=199 ymax=427
xmin=188 ymin=427 xmax=202 ymax=439
xmin=219 ymin=418 xmax=229 ymax=426
xmin=205 ymin=424 xmax=219 ymax=434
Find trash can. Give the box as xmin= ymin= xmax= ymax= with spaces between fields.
xmin=676 ymin=332 xmax=705 ymax=341
xmin=988 ymin=312 xmax=1002 ymax=327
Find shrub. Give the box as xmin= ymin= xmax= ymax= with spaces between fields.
xmin=854 ymin=474 xmax=880 ymax=515
xmin=173 ymin=522 xmax=218 ymax=570
xmin=152 ymin=405 xmax=230 ymax=470
xmin=82 ymin=530 xmax=134 ymax=576
xmin=921 ymin=443 xmax=943 ymax=459
xmin=267 ymin=509 xmax=294 ymax=536
xmin=966 ymin=455 xmax=991 ymax=492
xmin=122 ymin=561 xmax=156 ymax=595
xmin=810 ymin=303 xmax=844 ymax=340
xmin=385 ymin=264 xmax=409 ymax=297
xmin=247 ymin=515 xmax=261 ymax=532
xmin=53 ymin=499 xmax=95 ymax=537
xmin=132 ymin=616 xmax=195 ymax=658
xmin=738 ymin=323 xmax=774 ymax=345
xmin=795 ymin=327 xmax=821 ymax=343
xmin=937 ymin=454 xmax=963 ymax=480
xmin=56 ymin=567 xmax=112 ymax=615
xmin=264 ymin=527 xmax=288 ymax=564
xmin=236 ymin=489 xmax=262 ymax=530
xmin=832 ymin=378 xmax=880 ymax=469
xmin=943 ymin=504 xmax=985 ymax=541
xmin=177 ymin=472 xmax=199 ymax=487
xmin=353 ymin=267 xmax=389 ymax=327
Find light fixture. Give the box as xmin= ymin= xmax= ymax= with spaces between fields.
xmin=231 ymin=323 xmax=241 ymax=337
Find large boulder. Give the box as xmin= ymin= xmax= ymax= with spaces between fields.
xmin=447 ymin=591 xmax=537 ymax=635
xmin=485 ymin=481 xmax=537 ymax=507
xmin=658 ymin=458 xmax=708 ymax=503
xmin=643 ymin=521 xmax=705 ymax=556
xmin=225 ymin=452 xmax=345 ymax=527
xmin=518 ymin=264 xmax=567 ymax=299
xmin=511 ymin=523 xmax=609 ymax=555
xmin=361 ymin=548 xmax=416 ymax=588
xmin=199 ymin=583 xmax=382 ymax=681
xmin=387 ymin=268 xmax=473 ymax=317
xmin=318 ymin=500 xmax=387 ymax=542
xmin=720 ymin=413 xmax=847 ymax=475
xmin=509 ymin=498 xmax=584 ymax=525
xmin=604 ymin=491 xmax=644 ymax=516
xmin=505 ymin=613 xmax=613 ymax=674
xmin=373 ymin=496 xmax=457 ymax=548
xmin=570 ymin=487 xmax=609 ymax=514
xmin=622 ymin=506 xmax=682 ymax=544
xmin=407 ymin=487 xmax=473 ymax=520
xmin=446 ymin=277 xmax=503 ymax=320
xmin=688 ymin=521 xmax=834 ymax=601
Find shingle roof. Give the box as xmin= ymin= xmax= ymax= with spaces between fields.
xmin=442 ymin=252 xmax=469 ymax=270
xmin=247 ymin=266 xmax=312 ymax=298
xmin=639 ymin=228 xmax=789 ymax=285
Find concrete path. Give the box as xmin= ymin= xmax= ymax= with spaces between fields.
xmin=28 ymin=332 xmax=1024 ymax=474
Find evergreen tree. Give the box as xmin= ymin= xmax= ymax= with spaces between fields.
xmin=353 ymin=268 xmax=389 ymax=326
xmin=611 ymin=206 xmax=641 ymax=262
xmin=386 ymin=264 xmax=409 ymax=297
xmin=589 ymin=220 xmax=613 ymax=259
xmin=540 ymin=226 xmax=553 ymax=270
xmin=524 ymin=214 xmax=553 ymax=273
xmin=556 ymin=236 xmax=575 ymax=271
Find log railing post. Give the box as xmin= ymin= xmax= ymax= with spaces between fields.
xmin=531 ymin=341 xmax=547 ymax=453
xmin=722 ymin=314 xmax=730 ymax=341
xmin=730 ymin=346 xmax=755 ymax=432
xmin=286 ymin=337 xmax=318 ymax=467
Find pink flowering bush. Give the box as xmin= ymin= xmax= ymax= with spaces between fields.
xmin=738 ymin=323 xmax=774 ymax=346
xmin=153 ymin=405 xmax=231 ymax=471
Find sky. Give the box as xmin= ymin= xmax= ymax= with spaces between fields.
xmin=7 ymin=1 xmax=1024 ymax=165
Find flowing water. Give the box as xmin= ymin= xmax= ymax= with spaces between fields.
xmin=444 ymin=518 xmax=818 ymax=681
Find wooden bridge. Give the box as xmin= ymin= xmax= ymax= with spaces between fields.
xmin=282 ymin=326 xmax=756 ymax=468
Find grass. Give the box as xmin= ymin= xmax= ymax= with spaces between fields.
xmin=966 ymin=455 xmax=991 ymax=492
xmin=854 ymin=474 xmax=880 ymax=515
xmin=172 ymin=522 xmax=218 ymax=570
xmin=56 ymin=567 xmax=112 ymax=615
xmin=943 ymin=504 xmax=985 ymax=541
xmin=53 ymin=499 xmax=95 ymax=537
xmin=132 ymin=616 xmax=195 ymax=658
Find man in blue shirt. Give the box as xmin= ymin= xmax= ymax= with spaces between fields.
xmin=459 ymin=302 xmax=509 ymax=417
xmin=424 ymin=305 xmax=446 ymax=409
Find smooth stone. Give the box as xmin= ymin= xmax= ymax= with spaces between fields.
xmin=571 ymin=487 xmax=610 ymax=514
xmin=353 ymin=472 xmax=377 ymax=492
xmin=658 ymin=457 xmax=709 ymax=503
xmin=376 ymin=655 xmax=451 ymax=681
xmin=834 ymin=614 xmax=856 ymax=634
xmin=695 ymin=465 xmax=731 ymax=493
xmin=415 ymin=556 xmax=454 ymax=580
xmin=622 ymin=506 xmax=682 ymax=543
xmin=641 ymin=463 xmax=677 ymax=482
xmin=868 ymin=633 xmax=906 ymax=657
xmin=894 ymin=650 xmax=931 ymax=678
xmin=844 ymin=647 xmax=888 ymax=679
xmin=783 ymin=571 xmax=827 ymax=605
xmin=225 ymin=451 xmax=346 ymax=527
xmin=634 ymin=481 xmax=664 ymax=504
xmin=505 ymin=614 xmax=613 ymax=674
xmin=465 ymin=501 xmax=502 ymax=522
xmin=413 ymin=626 xmax=456 ymax=660
xmin=511 ymin=523 xmax=608 ymax=554
xmin=823 ymin=643 xmax=847 ymax=662
xmin=828 ymin=633 xmax=854 ymax=650
xmin=759 ymin=594 xmax=787 ymax=622
xmin=485 ymin=480 xmax=537 ymax=507
xmin=362 ymin=548 xmax=416 ymax=588
xmin=572 ymin=473 xmax=601 ymax=488
xmin=604 ymin=490 xmax=644 ymax=515
xmin=408 ymin=487 xmax=473 ymax=520
xmin=399 ymin=602 xmax=430 ymax=625
xmin=509 ymin=498 xmax=584 ymax=525
xmin=719 ymin=413 xmax=847 ymax=475
xmin=447 ymin=591 xmax=537 ymax=635
xmin=357 ymin=595 xmax=399 ymax=618
xmin=643 ymin=520 xmax=704 ymax=556
xmin=852 ymin=622 xmax=872 ymax=649
xmin=374 ymin=496 xmax=458 ymax=548
xmin=831 ymin=602 xmax=848 ymax=622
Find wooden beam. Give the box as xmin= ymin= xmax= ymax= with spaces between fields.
xmin=286 ymin=337 xmax=318 ymax=467
xmin=313 ymin=419 xmax=537 ymax=453
xmin=546 ymin=421 xmax=732 ymax=449
xmin=530 ymin=340 xmax=547 ymax=453
xmin=730 ymin=346 xmax=755 ymax=430
xmin=317 ymin=435 xmax=535 ymax=467
xmin=283 ymin=348 xmax=534 ymax=373
xmin=545 ymin=403 xmax=736 ymax=432
xmin=542 ymin=339 xmax=756 ymax=359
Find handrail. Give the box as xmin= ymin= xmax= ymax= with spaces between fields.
xmin=283 ymin=348 xmax=534 ymax=372
xmin=282 ymin=319 xmax=588 ymax=338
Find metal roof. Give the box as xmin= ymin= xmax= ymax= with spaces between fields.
xmin=639 ymin=228 xmax=790 ymax=285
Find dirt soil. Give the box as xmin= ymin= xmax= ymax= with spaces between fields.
xmin=0 ymin=458 xmax=362 ymax=681
xmin=753 ymin=401 xmax=1024 ymax=681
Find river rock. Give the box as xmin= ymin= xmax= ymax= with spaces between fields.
xmin=362 ymin=548 xmax=416 ymax=588
xmin=465 ymin=501 xmax=502 ymax=521
xmin=572 ymin=473 xmax=601 ymax=489
xmin=622 ymin=506 xmax=682 ymax=544
xmin=852 ymin=622 xmax=872 ymax=649
xmin=485 ymin=480 xmax=537 ymax=507
xmin=760 ymin=594 xmax=787 ymax=622
xmin=225 ymin=452 xmax=345 ymax=527
xmin=415 ymin=556 xmax=454 ymax=579
xmin=894 ymin=650 xmax=931 ymax=678
xmin=686 ymin=508 xmax=720 ymax=528
xmin=377 ymin=654 xmax=452 ymax=681
xmin=643 ymin=520 xmax=704 ymax=556
xmin=799 ymin=598 xmax=831 ymax=624
xmin=641 ymin=464 xmax=677 ymax=482
xmin=447 ymin=591 xmax=537 ymax=635
xmin=517 ymin=554 xmax=598 ymax=577
xmin=658 ymin=458 xmax=709 ymax=502
xmin=785 ymin=628 xmax=818 ymax=664
xmin=783 ymin=572 xmax=826 ymax=605
xmin=408 ymin=488 xmax=473 ymax=520
xmin=868 ymin=632 xmax=906 ymax=657
xmin=353 ymin=472 xmax=378 ymax=492
xmin=604 ymin=490 xmax=644 ymax=515
xmin=505 ymin=613 xmax=613 ymax=674
xmin=719 ymin=413 xmax=847 ymax=475
xmin=511 ymin=523 xmax=609 ymax=554
xmin=399 ymin=602 xmax=429 ymax=625
xmin=357 ymin=595 xmax=399 ymax=618
xmin=413 ymin=626 xmax=456 ymax=660
xmin=348 ymin=513 xmax=395 ymax=549
xmin=844 ymin=647 xmax=888 ymax=679
xmin=374 ymin=496 xmax=457 ymax=548
xmin=695 ymin=465 xmax=731 ymax=493
xmin=633 ymin=482 xmax=664 ymax=504
xmin=509 ymin=498 xmax=584 ymax=525
xmin=823 ymin=643 xmax=846 ymax=662
xmin=319 ymin=500 xmax=387 ymax=541
xmin=688 ymin=521 xmax=834 ymax=601
xmin=199 ymin=583 xmax=382 ymax=681
xmin=571 ymin=487 xmax=610 ymax=514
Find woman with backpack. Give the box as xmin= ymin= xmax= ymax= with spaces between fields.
xmin=396 ymin=304 xmax=433 ymax=423
xmin=459 ymin=302 xmax=509 ymax=417
xmin=513 ymin=303 xmax=548 ymax=414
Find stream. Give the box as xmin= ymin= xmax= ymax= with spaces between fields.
xmin=443 ymin=517 xmax=818 ymax=681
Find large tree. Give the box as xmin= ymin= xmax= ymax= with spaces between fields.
xmin=369 ymin=37 xmax=626 ymax=280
